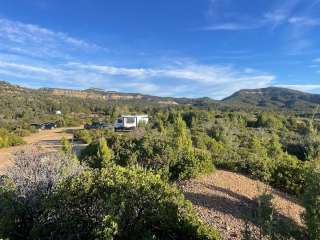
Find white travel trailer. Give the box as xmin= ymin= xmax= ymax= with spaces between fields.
xmin=115 ymin=115 xmax=148 ymax=130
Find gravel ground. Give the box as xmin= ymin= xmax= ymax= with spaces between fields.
xmin=179 ymin=170 xmax=306 ymax=240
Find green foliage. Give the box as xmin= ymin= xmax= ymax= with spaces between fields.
xmin=0 ymin=128 xmax=25 ymax=148
xmin=256 ymin=112 xmax=284 ymax=129
xmin=80 ymin=138 xmax=113 ymax=168
xmin=34 ymin=166 xmax=220 ymax=240
xmin=61 ymin=137 xmax=72 ymax=154
xmin=74 ymin=129 xmax=93 ymax=143
xmin=271 ymin=154 xmax=306 ymax=195
xmin=80 ymin=116 xmax=216 ymax=181
xmin=173 ymin=115 xmax=193 ymax=150
xmin=0 ymin=149 xmax=219 ymax=239
xmin=169 ymin=149 xmax=198 ymax=180
xmin=255 ymin=193 xmax=275 ymax=237
xmin=247 ymin=193 xmax=306 ymax=240
xmin=97 ymin=138 xmax=113 ymax=167
xmin=0 ymin=150 xmax=83 ymax=240
xmin=168 ymin=115 xmax=216 ymax=180
xmin=303 ymin=160 xmax=320 ymax=240
xmin=14 ymin=128 xmax=32 ymax=137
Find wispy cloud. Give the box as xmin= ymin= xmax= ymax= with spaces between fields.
xmin=202 ymin=0 xmax=320 ymax=31
xmin=0 ymin=16 xmax=277 ymax=99
xmin=264 ymin=0 xmax=301 ymax=28
xmin=275 ymin=84 xmax=320 ymax=92
xmin=200 ymin=0 xmax=320 ymax=56
xmin=288 ymin=17 xmax=320 ymax=26
xmin=0 ymin=18 xmax=107 ymax=60
xmin=200 ymin=23 xmax=262 ymax=31
xmin=0 ymin=57 xmax=276 ymax=99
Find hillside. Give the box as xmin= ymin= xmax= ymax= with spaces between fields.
xmin=2 ymin=81 xmax=320 ymax=113
xmin=223 ymin=87 xmax=320 ymax=111
xmin=1 ymin=81 xmax=319 ymax=239
xmin=0 ymin=81 xmax=179 ymax=105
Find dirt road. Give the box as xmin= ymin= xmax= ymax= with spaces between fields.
xmin=0 ymin=127 xmax=85 ymax=169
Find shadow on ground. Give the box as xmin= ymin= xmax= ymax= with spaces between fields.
xmin=183 ymin=182 xmax=307 ymax=239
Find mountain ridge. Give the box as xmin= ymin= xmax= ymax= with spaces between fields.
xmin=223 ymin=87 xmax=320 ymax=111
xmin=1 ymin=80 xmax=320 ymax=110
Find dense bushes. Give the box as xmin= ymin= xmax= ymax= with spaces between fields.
xmin=80 ymin=117 xmax=216 ymax=181
xmin=256 ymin=112 xmax=284 ymax=129
xmin=270 ymin=154 xmax=306 ymax=195
xmin=303 ymin=161 xmax=320 ymax=240
xmin=74 ymin=129 xmax=94 ymax=143
xmin=0 ymin=150 xmax=219 ymax=240
xmin=0 ymin=150 xmax=83 ymax=239
xmin=80 ymin=137 xmax=113 ymax=168
xmin=0 ymin=128 xmax=25 ymax=148
xmin=78 ymin=110 xmax=317 ymax=196
xmin=213 ymin=132 xmax=307 ymax=195
xmin=41 ymin=166 xmax=219 ymax=239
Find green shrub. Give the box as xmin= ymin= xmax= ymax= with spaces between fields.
xmin=80 ymin=138 xmax=113 ymax=168
xmin=61 ymin=137 xmax=72 ymax=155
xmin=74 ymin=129 xmax=93 ymax=144
xmin=38 ymin=166 xmax=220 ymax=239
xmin=0 ymin=150 xmax=83 ymax=239
xmin=169 ymin=149 xmax=198 ymax=180
xmin=251 ymin=193 xmax=305 ymax=239
xmin=256 ymin=112 xmax=283 ymax=129
xmin=14 ymin=129 xmax=32 ymax=137
xmin=271 ymin=154 xmax=306 ymax=195
xmin=303 ymin=161 xmax=320 ymax=240
xmin=0 ymin=128 xmax=25 ymax=148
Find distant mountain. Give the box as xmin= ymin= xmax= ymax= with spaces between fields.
xmin=1 ymin=81 xmax=319 ymax=111
xmin=223 ymin=87 xmax=320 ymax=111
xmin=0 ymin=81 xmax=218 ymax=107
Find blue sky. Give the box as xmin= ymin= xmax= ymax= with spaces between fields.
xmin=0 ymin=0 xmax=320 ymax=99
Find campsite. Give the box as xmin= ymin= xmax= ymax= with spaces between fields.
xmin=1 ymin=0 xmax=320 ymax=239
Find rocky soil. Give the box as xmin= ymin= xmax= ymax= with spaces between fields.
xmin=180 ymin=170 xmax=306 ymax=240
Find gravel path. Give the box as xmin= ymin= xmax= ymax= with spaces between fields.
xmin=180 ymin=170 xmax=305 ymax=240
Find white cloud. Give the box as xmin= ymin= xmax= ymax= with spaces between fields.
xmin=201 ymin=23 xmax=262 ymax=31
xmin=202 ymin=0 xmax=320 ymax=32
xmin=0 ymin=57 xmax=276 ymax=99
xmin=275 ymin=84 xmax=320 ymax=92
xmin=288 ymin=17 xmax=320 ymax=26
xmin=0 ymin=18 xmax=94 ymax=49
xmin=0 ymin=18 xmax=106 ymax=60
xmin=0 ymin=17 xmax=277 ymax=99
xmin=314 ymin=58 xmax=320 ymax=62
xmin=0 ymin=61 xmax=51 ymax=74
xmin=68 ymin=63 xmax=151 ymax=78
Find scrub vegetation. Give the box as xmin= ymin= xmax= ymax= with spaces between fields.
xmin=1 ymin=82 xmax=320 ymax=239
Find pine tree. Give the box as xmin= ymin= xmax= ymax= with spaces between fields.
xmin=61 ymin=137 xmax=72 ymax=155
xmin=97 ymin=138 xmax=113 ymax=168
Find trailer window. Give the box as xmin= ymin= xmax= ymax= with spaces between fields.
xmin=126 ymin=117 xmax=135 ymax=124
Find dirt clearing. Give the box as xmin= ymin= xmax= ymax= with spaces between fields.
xmin=180 ymin=170 xmax=305 ymax=240
xmin=0 ymin=127 xmax=85 ymax=170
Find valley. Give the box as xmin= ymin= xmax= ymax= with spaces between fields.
xmin=0 ymin=81 xmax=320 ymax=239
